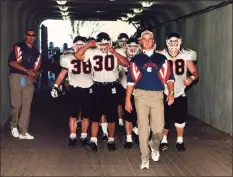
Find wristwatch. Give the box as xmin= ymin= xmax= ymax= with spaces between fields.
xmin=168 ymin=90 xmax=174 ymax=95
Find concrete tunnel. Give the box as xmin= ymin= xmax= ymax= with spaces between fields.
xmin=0 ymin=0 xmax=232 ymax=136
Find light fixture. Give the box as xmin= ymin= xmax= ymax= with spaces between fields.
xmin=58 ymin=6 xmax=68 ymax=11
xmin=141 ymin=1 xmax=154 ymax=8
xmin=110 ymin=0 xmax=115 ymax=1
xmin=127 ymin=13 xmax=136 ymax=18
xmin=133 ymin=8 xmax=143 ymax=13
xmin=121 ymin=16 xmax=129 ymax=21
xmin=60 ymin=11 xmax=69 ymax=16
xmin=56 ymin=0 xmax=67 ymax=5
xmin=62 ymin=15 xmax=70 ymax=20
xmin=96 ymin=10 xmax=105 ymax=13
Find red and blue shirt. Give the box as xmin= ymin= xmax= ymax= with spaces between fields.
xmin=8 ymin=42 xmax=41 ymax=75
xmin=127 ymin=52 xmax=174 ymax=91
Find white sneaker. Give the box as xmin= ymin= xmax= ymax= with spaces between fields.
xmin=150 ymin=145 xmax=160 ymax=161
xmin=132 ymin=127 xmax=138 ymax=135
xmin=19 ymin=133 xmax=34 ymax=140
xmin=11 ymin=128 xmax=19 ymax=138
xmin=140 ymin=161 xmax=149 ymax=169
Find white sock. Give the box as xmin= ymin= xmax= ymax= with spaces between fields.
xmin=177 ymin=136 xmax=183 ymax=143
xmin=90 ymin=137 xmax=98 ymax=145
xmin=70 ymin=133 xmax=76 ymax=139
xmin=108 ymin=137 xmax=114 ymax=143
xmin=80 ymin=133 xmax=87 ymax=139
xmin=132 ymin=127 xmax=138 ymax=135
xmin=101 ymin=123 xmax=108 ymax=135
xmin=161 ymin=135 xmax=168 ymax=143
xmin=126 ymin=135 xmax=132 ymax=142
xmin=119 ymin=118 xmax=124 ymax=125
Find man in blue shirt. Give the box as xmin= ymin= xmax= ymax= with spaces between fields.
xmin=125 ymin=30 xmax=175 ymax=170
xmin=8 ymin=29 xmax=41 ymax=140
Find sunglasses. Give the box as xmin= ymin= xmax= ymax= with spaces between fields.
xmin=26 ymin=34 xmax=36 ymax=37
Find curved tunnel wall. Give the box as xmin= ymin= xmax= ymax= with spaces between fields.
xmin=155 ymin=4 xmax=232 ymax=135
xmin=1 ymin=1 xmax=232 ymax=135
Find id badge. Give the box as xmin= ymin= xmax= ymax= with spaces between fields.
xmin=20 ymin=77 xmax=26 ymax=86
xmin=147 ymin=67 xmax=152 ymax=72
xmin=112 ymin=87 xmax=116 ymax=94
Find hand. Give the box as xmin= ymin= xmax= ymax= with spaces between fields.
xmin=29 ymin=70 xmax=40 ymax=83
xmin=108 ymin=44 xmax=115 ymax=54
xmin=125 ymin=99 xmax=132 ymax=113
xmin=184 ymin=77 xmax=194 ymax=86
xmin=166 ymin=93 xmax=174 ymax=106
xmin=26 ymin=69 xmax=36 ymax=78
xmin=87 ymin=40 xmax=96 ymax=48
xmin=51 ymin=86 xmax=60 ymax=98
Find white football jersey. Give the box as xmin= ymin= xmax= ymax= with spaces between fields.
xmin=60 ymin=50 xmax=93 ymax=88
xmin=157 ymin=48 xmax=197 ymax=98
xmin=118 ymin=56 xmax=132 ymax=89
xmin=84 ymin=48 xmax=126 ymax=82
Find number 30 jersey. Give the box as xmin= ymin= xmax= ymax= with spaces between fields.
xmin=157 ymin=49 xmax=197 ymax=98
xmin=60 ymin=50 xmax=93 ymax=88
xmin=84 ymin=48 xmax=126 ymax=83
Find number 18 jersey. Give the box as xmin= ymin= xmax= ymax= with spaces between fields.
xmin=84 ymin=48 xmax=126 ymax=83
xmin=157 ymin=49 xmax=197 ymax=98
xmin=60 ymin=50 xmax=93 ymax=88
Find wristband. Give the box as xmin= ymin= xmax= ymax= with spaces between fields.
xmin=190 ymin=76 xmax=195 ymax=80
xmin=23 ymin=69 xmax=27 ymax=72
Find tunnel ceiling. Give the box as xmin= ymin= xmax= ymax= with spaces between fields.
xmin=17 ymin=0 xmax=224 ymax=26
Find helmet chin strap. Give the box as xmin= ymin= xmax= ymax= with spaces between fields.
xmin=168 ymin=49 xmax=180 ymax=57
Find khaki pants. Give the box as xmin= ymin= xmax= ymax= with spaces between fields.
xmin=134 ymin=89 xmax=164 ymax=162
xmin=9 ymin=73 xmax=34 ymax=134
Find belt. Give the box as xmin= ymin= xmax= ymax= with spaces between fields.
xmin=94 ymin=81 xmax=118 ymax=86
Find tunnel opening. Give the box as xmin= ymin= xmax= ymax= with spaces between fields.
xmin=37 ymin=19 xmax=137 ymax=88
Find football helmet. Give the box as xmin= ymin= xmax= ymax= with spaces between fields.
xmin=49 ymin=42 xmax=54 ymax=49
xmin=73 ymin=36 xmax=87 ymax=52
xmin=118 ymin=33 xmax=129 ymax=48
xmin=166 ymin=33 xmax=182 ymax=56
xmin=126 ymin=38 xmax=140 ymax=58
xmin=88 ymin=37 xmax=95 ymax=42
xmin=96 ymin=32 xmax=111 ymax=53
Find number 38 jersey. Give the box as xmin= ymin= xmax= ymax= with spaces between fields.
xmin=157 ymin=48 xmax=197 ymax=98
xmin=84 ymin=48 xmax=126 ymax=83
xmin=60 ymin=50 xmax=93 ymax=88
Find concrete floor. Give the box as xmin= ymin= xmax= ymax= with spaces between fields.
xmin=1 ymin=90 xmax=232 ymax=176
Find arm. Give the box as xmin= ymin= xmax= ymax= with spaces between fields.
xmin=51 ymin=69 xmax=68 ymax=98
xmin=54 ymin=69 xmax=68 ymax=87
xmin=184 ymin=61 xmax=199 ymax=86
xmin=110 ymin=47 xmax=129 ymax=67
xmin=125 ymin=62 xmax=140 ymax=113
xmin=74 ymin=40 xmax=96 ymax=61
xmin=164 ymin=60 xmax=175 ymax=105
xmin=125 ymin=85 xmax=134 ymax=113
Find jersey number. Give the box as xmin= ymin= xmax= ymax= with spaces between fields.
xmin=169 ymin=59 xmax=185 ymax=75
xmin=93 ymin=55 xmax=114 ymax=71
xmin=71 ymin=60 xmax=91 ymax=74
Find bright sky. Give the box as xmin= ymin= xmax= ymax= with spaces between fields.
xmin=41 ymin=20 xmax=136 ymax=49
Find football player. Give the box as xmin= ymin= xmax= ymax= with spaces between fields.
xmin=157 ymin=33 xmax=199 ymax=152
xmin=117 ymin=33 xmax=129 ymax=49
xmin=116 ymin=33 xmax=129 ymax=127
xmin=118 ymin=38 xmax=140 ymax=149
xmin=75 ymin=32 xmax=129 ymax=152
xmin=51 ymin=36 xmax=93 ymax=148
